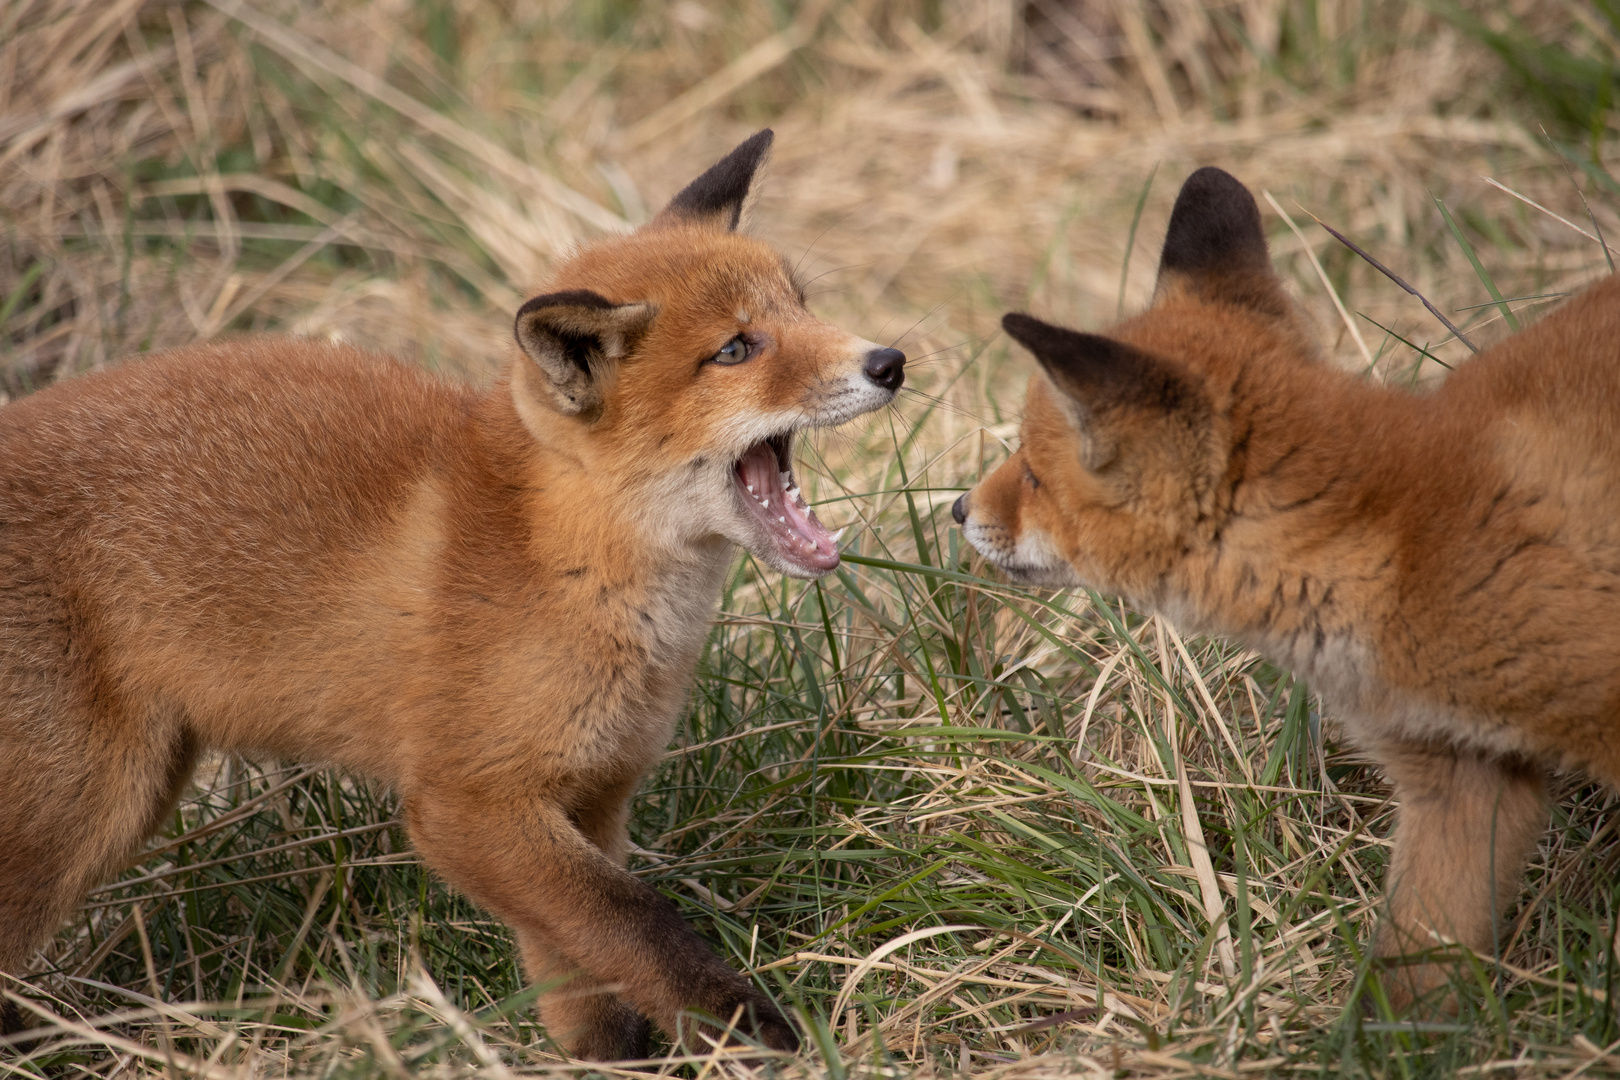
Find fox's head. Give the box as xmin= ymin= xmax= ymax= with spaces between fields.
xmin=511 ymin=130 xmax=904 ymax=579
xmin=954 ymin=167 xmax=1319 ymax=605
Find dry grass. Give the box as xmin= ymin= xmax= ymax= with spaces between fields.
xmin=4 ymin=1 xmax=1620 ymax=1077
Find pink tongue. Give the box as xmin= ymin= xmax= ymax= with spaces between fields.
xmin=735 ymin=443 xmax=840 ymax=569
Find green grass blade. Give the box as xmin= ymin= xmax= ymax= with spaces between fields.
xmin=1432 ymin=192 xmax=1521 ymax=332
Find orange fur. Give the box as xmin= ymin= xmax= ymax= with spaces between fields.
xmin=958 ymin=166 xmax=1619 ymax=1011
xmin=0 ymin=130 xmax=904 ymax=1058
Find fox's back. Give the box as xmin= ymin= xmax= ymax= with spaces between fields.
xmin=0 ymin=341 xmax=478 ymax=762
xmin=1435 ymin=276 xmax=1620 ymax=500
xmin=1441 ymin=274 xmax=1620 ymax=422
xmin=0 ymin=338 xmax=471 ymax=570
xmin=1411 ymin=278 xmax=1620 ymax=615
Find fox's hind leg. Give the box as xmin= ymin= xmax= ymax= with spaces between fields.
xmin=1370 ymin=739 xmax=1547 ymax=1014
xmin=0 ymin=695 xmax=199 ymax=1034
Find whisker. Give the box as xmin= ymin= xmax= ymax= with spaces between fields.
xmin=886 ymin=295 xmax=958 ymax=350
xmin=801 ymin=260 xmax=880 ymax=288
xmin=900 ymin=337 xmax=983 ymax=366
xmin=898 ymin=387 xmax=999 ymax=426
xmin=793 ymin=210 xmax=858 ymax=282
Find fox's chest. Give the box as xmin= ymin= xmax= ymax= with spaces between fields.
xmin=1264 ymin=621 xmax=1547 ymax=764
xmin=496 ymin=566 xmax=727 ymax=776
xmin=1172 ymin=555 xmax=1562 ymax=764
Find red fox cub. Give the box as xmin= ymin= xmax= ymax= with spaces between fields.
xmin=956 ymin=166 xmax=1620 ymax=1010
xmin=0 ymin=130 xmax=904 ymax=1058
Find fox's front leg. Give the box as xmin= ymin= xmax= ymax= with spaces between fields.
xmin=521 ymin=785 xmax=649 ymax=1060
xmin=403 ymin=785 xmax=797 ymax=1059
xmin=1370 ymin=738 xmax=1547 ymax=1013
xmin=522 ymin=939 xmax=651 ymax=1059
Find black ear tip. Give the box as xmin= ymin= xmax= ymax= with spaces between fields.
xmin=1181 ymin=166 xmax=1247 ymax=197
xmin=718 ymin=128 xmax=775 ymax=174
xmin=661 ymin=129 xmax=776 ymax=228
xmin=1160 ymin=165 xmax=1267 ymax=274
xmin=1169 ymin=166 xmax=1258 ymax=224
xmin=1001 ymin=311 xmax=1045 ymax=345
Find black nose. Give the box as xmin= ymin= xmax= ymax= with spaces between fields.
xmin=951 ymin=493 xmax=968 ymax=525
xmin=863 ymin=347 xmax=905 ymax=392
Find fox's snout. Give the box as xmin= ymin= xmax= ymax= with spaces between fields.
xmin=863 ymin=346 xmax=905 ymax=392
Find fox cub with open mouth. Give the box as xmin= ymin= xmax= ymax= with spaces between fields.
xmin=0 ymin=130 xmax=904 ymax=1058
xmin=956 ymin=166 xmax=1620 ymax=1011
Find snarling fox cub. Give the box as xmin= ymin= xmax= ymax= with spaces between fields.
xmin=0 ymin=130 xmax=904 ymax=1058
xmin=957 ymin=166 xmax=1620 ymax=1011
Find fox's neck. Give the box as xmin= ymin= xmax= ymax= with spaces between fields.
xmin=1169 ymin=361 xmax=1438 ymax=691
xmin=453 ymin=388 xmax=735 ymax=655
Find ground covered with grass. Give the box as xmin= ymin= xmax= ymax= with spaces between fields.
xmin=4 ymin=1 xmax=1620 ymax=1076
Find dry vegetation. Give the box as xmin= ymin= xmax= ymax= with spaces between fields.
xmin=3 ymin=0 xmax=1620 ymax=1077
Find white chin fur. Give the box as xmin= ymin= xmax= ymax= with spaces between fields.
xmin=962 ymin=522 xmax=1080 ymax=588
xmin=996 ymin=561 xmax=1082 ymax=588
xmin=753 ymin=543 xmax=837 ymax=579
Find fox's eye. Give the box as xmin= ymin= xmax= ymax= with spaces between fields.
xmin=710 ymin=336 xmax=749 ymax=365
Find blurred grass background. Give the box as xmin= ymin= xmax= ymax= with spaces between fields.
xmin=3 ymin=0 xmax=1619 ymax=1076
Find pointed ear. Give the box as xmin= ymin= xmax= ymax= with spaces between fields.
xmin=1158 ymin=167 xmax=1269 ymax=276
xmin=1003 ymin=312 xmax=1203 ymax=471
xmin=1154 ymin=167 xmax=1288 ymax=314
xmin=652 ymin=128 xmax=773 ymax=231
xmin=513 ymin=290 xmax=656 ymax=417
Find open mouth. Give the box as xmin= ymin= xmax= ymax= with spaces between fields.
xmin=733 ymin=433 xmax=842 ymax=575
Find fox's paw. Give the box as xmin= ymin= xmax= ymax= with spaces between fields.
xmin=563 ymin=1002 xmax=652 ymax=1062
xmin=746 ymin=1000 xmax=800 ymax=1055
xmin=0 ymin=998 xmax=23 ymax=1038
xmin=1364 ymin=955 xmax=1464 ymax=1020
xmin=682 ymin=990 xmax=800 ymax=1056
xmin=0 ymin=997 xmax=45 ymax=1052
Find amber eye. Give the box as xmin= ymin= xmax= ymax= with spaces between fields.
xmin=709 ymin=336 xmax=750 ymax=365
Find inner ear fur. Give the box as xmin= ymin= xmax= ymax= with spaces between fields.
xmin=651 ymin=128 xmax=773 ymax=232
xmin=1003 ymin=312 xmax=1208 ymax=471
xmin=1153 ymin=166 xmax=1291 ymax=318
xmin=513 ymin=290 xmax=656 ymax=417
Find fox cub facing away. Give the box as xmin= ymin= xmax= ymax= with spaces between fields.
xmin=957 ymin=166 xmax=1620 ymax=1009
xmin=0 ymin=130 xmax=905 ymax=1057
